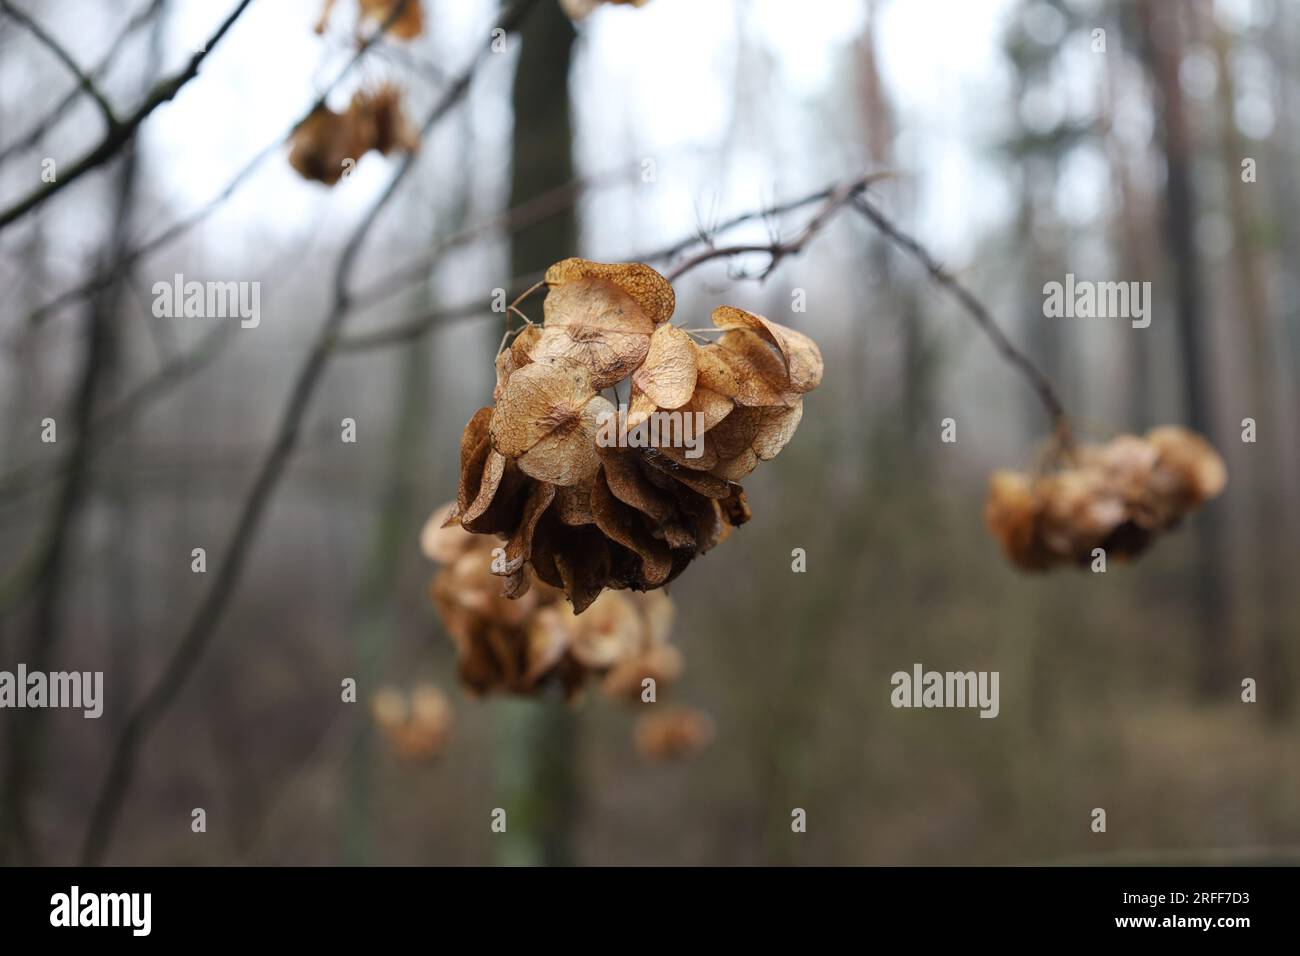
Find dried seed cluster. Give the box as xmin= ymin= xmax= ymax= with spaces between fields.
xmin=315 ymin=0 xmax=425 ymax=40
xmin=985 ymin=426 xmax=1227 ymax=570
xmin=371 ymin=683 xmax=452 ymax=761
xmin=288 ymin=84 xmax=419 ymax=186
xmin=422 ymin=504 xmax=684 ymax=701
xmin=634 ymin=706 xmax=715 ymax=762
xmin=444 ymin=258 xmax=823 ymax=613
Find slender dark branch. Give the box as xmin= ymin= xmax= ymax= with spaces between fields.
xmin=0 ymin=0 xmax=256 ymax=232
xmin=79 ymin=0 xmax=541 ymax=867
xmin=339 ymin=172 xmax=887 ymax=352
xmin=0 ymin=0 xmax=165 ymax=165
xmin=23 ymin=0 xmax=413 ymax=326
xmin=0 ymin=0 xmax=118 ymax=127
xmin=351 ymin=160 xmax=642 ymax=309
xmin=0 ymin=323 xmax=234 ymax=503
xmin=663 ymin=176 xmax=870 ymax=282
xmin=853 ymin=195 xmax=1069 ymax=433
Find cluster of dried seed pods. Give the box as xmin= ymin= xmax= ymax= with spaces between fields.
xmin=288 ymin=84 xmax=419 ymax=186
xmin=985 ymin=425 xmax=1227 ymax=571
xmin=371 ymin=683 xmax=453 ymax=761
xmin=444 ymin=258 xmax=823 ymax=613
xmin=422 ymin=504 xmax=684 ymax=701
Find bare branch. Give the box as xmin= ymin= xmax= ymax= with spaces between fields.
xmin=338 ymin=171 xmax=887 ymax=353
xmin=0 ymin=0 xmax=256 ymax=232
xmin=0 ymin=0 xmax=165 ymax=165
xmin=663 ymin=175 xmax=872 ymax=282
xmin=79 ymin=0 xmax=543 ymax=867
xmin=853 ymin=195 xmax=1070 ymax=435
xmin=23 ymin=1 xmax=419 ymax=327
xmin=0 ymin=0 xmax=118 ymax=128
xmin=0 ymin=323 xmax=234 ymax=504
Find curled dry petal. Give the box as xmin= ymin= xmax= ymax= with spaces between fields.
xmin=711 ymin=306 xmax=823 ymax=394
xmin=532 ymin=288 xmax=652 ymax=389
xmin=544 ymin=258 xmax=675 ymax=325
xmin=631 ymin=323 xmax=698 ymax=412
xmin=553 ymin=482 xmax=595 ymax=526
xmin=501 ymin=481 xmax=557 ymax=575
xmin=708 ymin=401 xmax=804 ymax=480
xmin=710 ymin=332 xmax=801 ymax=408
xmin=590 ymin=468 xmax=673 ymax=586
xmin=490 ymin=360 xmax=612 ymax=486
xmin=598 ymin=446 xmax=677 ymax=524
xmin=494 ymin=324 xmax=541 ymax=403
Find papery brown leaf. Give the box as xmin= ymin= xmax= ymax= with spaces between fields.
xmin=553 ymin=482 xmax=595 ymax=526
xmin=711 ymin=331 xmax=802 ymax=407
xmin=552 ymin=525 xmax=612 ymax=613
xmin=287 ymin=106 xmax=362 ymax=186
xmin=531 ymin=297 xmax=651 ymax=390
xmin=494 ymin=324 xmax=541 ymax=403
xmin=598 ymin=447 xmax=677 ymax=524
xmin=455 ymin=407 xmax=494 ymax=514
xmin=711 ymin=306 xmax=823 ymax=394
xmin=501 ymin=481 xmax=556 ymax=574
xmin=655 ymin=440 xmax=718 ymax=471
xmin=590 ymin=468 xmax=673 ymax=586
xmin=678 ymin=386 xmax=733 ymax=430
xmin=631 ymin=323 xmax=698 ymax=410
xmin=544 ymin=258 xmax=675 ymax=325
xmin=708 ymin=401 xmax=803 ymax=479
xmin=642 ymin=450 xmax=734 ymax=499
xmin=489 ymin=359 xmax=613 ymax=486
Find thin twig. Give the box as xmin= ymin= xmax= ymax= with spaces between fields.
xmin=0 ymin=323 xmax=234 ymax=503
xmin=0 ymin=0 xmax=118 ymax=127
xmin=0 ymin=0 xmax=165 ymax=165
xmin=0 ymin=0 xmax=257 ymax=231
xmin=22 ymin=1 xmax=403 ymax=326
xmin=853 ymin=195 xmax=1070 ymax=436
xmin=338 ymin=172 xmax=888 ymax=353
xmin=78 ymin=0 xmax=542 ymax=867
xmin=664 ymin=176 xmax=871 ymax=282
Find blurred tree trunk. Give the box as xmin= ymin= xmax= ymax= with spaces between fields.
xmin=1211 ymin=25 xmax=1290 ymax=718
xmin=856 ymin=1 xmax=929 ymax=461
xmin=1100 ymin=10 xmax=1153 ymax=426
xmin=1136 ymin=0 xmax=1233 ymax=698
xmin=343 ymin=342 xmax=429 ymax=864
xmin=496 ymin=0 xmax=578 ymax=867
